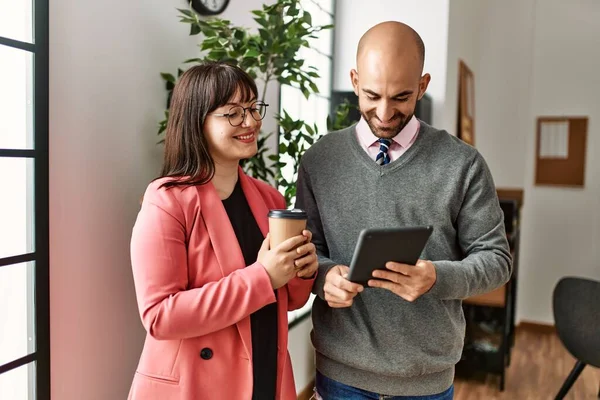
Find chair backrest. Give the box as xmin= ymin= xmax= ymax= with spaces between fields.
xmin=553 ymin=276 xmax=600 ymax=367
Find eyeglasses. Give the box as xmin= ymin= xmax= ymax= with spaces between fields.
xmin=210 ymin=101 xmax=269 ymax=127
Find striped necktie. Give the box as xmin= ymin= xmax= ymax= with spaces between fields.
xmin=375 ymin=138 xmax=391 ymax=165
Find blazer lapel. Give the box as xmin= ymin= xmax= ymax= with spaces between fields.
xmin=238 ymin=166 xmax=271 ymax=237
xmin=196 ymin=179 xmax=254 ymax=359
xmin=196 ymin=180 xmax=246 ymax=278
xmin=196 ymin=170 xmax=278 ymax=362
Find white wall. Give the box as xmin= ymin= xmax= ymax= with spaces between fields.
xmin=517 ymin=0 xmax=600 ymax=324
xmin=332 ymin=0 xmax=449 ymax=129
xmin=442 ymin=0 xmax=486 ymax=135
xmin=49 ymin=1 xmax=286 ymax=399
xmin=470 ymin=0 xmax=535 ymax=187
xmin=449 ymin=0 xmax=600 ymax=323
xmin=288 ymin=317 xmax=314 ymax=393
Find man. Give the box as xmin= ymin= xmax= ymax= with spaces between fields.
xmin=295 ymin=21 xmax=512 ymax=399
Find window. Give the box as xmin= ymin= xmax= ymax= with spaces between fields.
xmin=283 ymin=0 xmax=334 ymax=327
xmin=0 ymin=0 xmax=50 ymax=398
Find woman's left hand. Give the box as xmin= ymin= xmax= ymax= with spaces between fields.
xmin=294 ymin=229 xmax=318 ymax=279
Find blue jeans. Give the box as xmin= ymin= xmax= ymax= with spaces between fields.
xmin=315 ymin=371 xmax=454 ymax=400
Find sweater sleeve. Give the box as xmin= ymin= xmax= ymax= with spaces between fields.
xmin=296 ymin=161 xmax=338 ymax=300
xmin=428 ymin=153 xmax=512 ymax=300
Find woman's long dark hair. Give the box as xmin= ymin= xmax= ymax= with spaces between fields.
xmin=158 ymin=61 xmax=258 ymax=189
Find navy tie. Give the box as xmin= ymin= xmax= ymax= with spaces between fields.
xmin=375 ymin=138 xmax=391 ymax=165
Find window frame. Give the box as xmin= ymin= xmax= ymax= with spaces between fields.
xmin=0 ymin=0 xmax=51 ymax=397
xmin=283 ymin=0 xmax=335 ymax=328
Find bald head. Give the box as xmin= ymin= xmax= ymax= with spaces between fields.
xmin=350 ymin=21 xmax=430 ymax=140
xmin=357 ymin=21 xmax=425 ymax=73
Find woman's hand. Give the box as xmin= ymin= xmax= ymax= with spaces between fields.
xmin=258 ymin=233 xmax=310 ymax=289
xmin=294 ymin=230 xmax=318 ymax=279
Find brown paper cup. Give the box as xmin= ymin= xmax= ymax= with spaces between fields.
xmin=268 ymin=209 xmax=307 ymax=249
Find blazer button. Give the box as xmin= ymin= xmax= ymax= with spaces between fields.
xmin=200 ymin=348 xmax=213 ymax=360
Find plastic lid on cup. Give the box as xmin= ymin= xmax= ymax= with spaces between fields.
xmin=268 ymin=209 xmax=307 ymax=219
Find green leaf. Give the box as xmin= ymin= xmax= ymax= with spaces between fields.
xmin=190 ymin=24 xmax=201 ymax=36
xmin=277 ymin=76 xmax=291 ymax=85
xmin=177 ymin=9 xmax=194 ymax=18
xmin=258 ymin=28 xmax=270 ymax=43
xmin=202 ymin=35 xmax=220 ymax=44
xmin=234 ymin=29 xmax=245 ymax=41
xmin=160 ymin=73 xmax=176 ymax=83
xmin=183 ymin=57 xmax=203 ymax=64
xmin=287 ymin=4 xmax=299 ymax=17
xmin=255 ymin=17 xmax=268 ymax=27
xmin=301 ymin=86 xmax=310 ymax=99
xmin=302 ymin=12 xmax=312 ymax=26
xmin=247 ymin=69 xmax=258 ymax=79
xmin=207 ymin=49 xmax=227 ymax=60
xmin=305 ymin=124 xmax=314 ymax=135
xmin=179 ymin=18 xmax=196 ymax=25
xmin=244 ymin=49 xmax=260 ymax=58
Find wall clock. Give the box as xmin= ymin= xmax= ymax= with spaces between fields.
xmin=190 ymin=0 xmax=230 ymax=16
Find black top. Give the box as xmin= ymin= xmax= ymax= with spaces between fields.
xmin=222 ymin=179 xmax=278 ymax=400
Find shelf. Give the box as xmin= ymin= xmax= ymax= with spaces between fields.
xmin=457 ymin=345 xmax=506 ymax=375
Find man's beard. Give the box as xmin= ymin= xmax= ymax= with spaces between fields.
xmin=361 ymin=109 xmax=414 ymax=139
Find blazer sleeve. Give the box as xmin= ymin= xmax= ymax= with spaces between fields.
xmin=286 ymin=276 xmax=316 ymax=311
xmin=130 ymin=183 xmax=276 ymax=340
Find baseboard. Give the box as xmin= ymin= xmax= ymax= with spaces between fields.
xmin=518 ymin=320 xmax=556 ymax=334
xmin=297 ymin=379 xmax=315 ymax=400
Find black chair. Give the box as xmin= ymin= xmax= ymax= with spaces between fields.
xmin=552 ymin=276 xmax=600 ymax=399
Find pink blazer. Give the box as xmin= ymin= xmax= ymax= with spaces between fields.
xmin=128 ymin=168 xmax=315 ymax=400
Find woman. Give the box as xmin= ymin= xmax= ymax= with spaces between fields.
xmin=128 ymin=61 xmax=318 ymax=400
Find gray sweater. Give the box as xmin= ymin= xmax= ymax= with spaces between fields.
xmin=295 ymin=121 xmax=512 ymax=396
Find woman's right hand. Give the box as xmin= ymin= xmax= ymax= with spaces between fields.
xmin=257 ymin=234 xmax=310 ymax=289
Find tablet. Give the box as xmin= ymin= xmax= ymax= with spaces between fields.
xmin=346 ymin=226 xmax=434 ymax=285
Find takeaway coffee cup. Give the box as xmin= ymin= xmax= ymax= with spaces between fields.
xmin=267 ymin=209 xmax=308 ymax=249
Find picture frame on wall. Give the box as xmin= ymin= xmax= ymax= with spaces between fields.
xmin=457 ymin=60 xmax=475 ymax=146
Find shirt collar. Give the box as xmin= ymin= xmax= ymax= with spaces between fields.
xmin=356 ymin=115 xmax=420 ymax=149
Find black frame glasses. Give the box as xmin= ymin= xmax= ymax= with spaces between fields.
xmin=210 ymin=101 xmax=269 ymax=127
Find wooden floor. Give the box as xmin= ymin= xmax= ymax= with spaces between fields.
xmin=454 ymin=325 xmax=600 ymax=400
